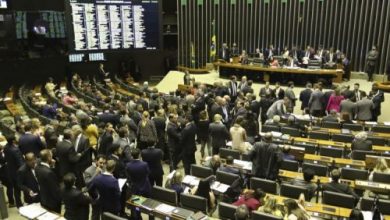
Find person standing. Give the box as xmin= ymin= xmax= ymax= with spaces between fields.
xmin=355 ymin=91 xmax=374 ymax=121
xmin=308 ymin=83 xmax=325 ymax=117
xmin=299 ymin=83 xmax=313 ymax=112
xmin=62 ymin=173 xmax=91 ymax=220
xmin=17 ymin=153 xmax=40 ymax=204
xmin=285 ymin=81 xmax=297 ymax=112
xmin=369 ymin=83 xmax=385 ymax=121
xmin=326 ymin=88 xmax=344 ymax=113
xmin=126 ymin=149 xmax=151 ymax=197
xmin=209 ymin=114 xmax=230 ymax=155
xmin=137 ymin=111 xmax=157 ymax=151
xmin=141 ymin=144 xmax=164 ymax=186
xmin=167 ymin=114 xmax=181 ymax=171
xmin=56 ymin=129 xmax=81 ymax=178
xmin=366 ymin=46 xmax=379 ymax=81
xmin=181 ymin=116 xmax=197 ymax=175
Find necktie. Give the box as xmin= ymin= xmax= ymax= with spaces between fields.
xmin=75 ymin=134 xmax=81 ymax=152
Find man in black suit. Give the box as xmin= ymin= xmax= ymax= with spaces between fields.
xmin=89 ymin=159 xmax=121 ymax=216
xmin=353 ymin=83 xmax=364 ymax=102
xmin=241 ymin=80 xmax=254 ymax=96
xmin=62 ymin=173 xmax=91 ymax=220
xmin=152 ymin=109 xmax=167 ymax=155
xmin=219 ymin=43 xmax=230 ymax=61
xmin=209 ymin=114 xmax=230 ymax=155
xmin=126 ymin=148 xmax=151 ymax=197
xmin=35 ymin=149 xmax=61 ymax=213
xmin=210 ymin=97 xmax=224 ymax=122
xmin=72 ymin=125 xmax=92 ymax=188
xmin=3 ymin=134 xmax=24 ymax=207
xmin=299 ymin=83 xmax=313 ymax=112
xmin=107 ymin=143 xmax=126 ymax=179
xmin=167 ymin=114 xmax=182 ymax=171
xmin=98 ymin=122 xmax=115 ymax=156
xmin=18 ymin=122 xmax=44 ymax=156
xmin=141 ymin=145 xmax=164 ymax=186
xmin=323 ymin=169 xmax=359 ymax=201
xmin=369 ymin=83 xmax=385 ymax=122
xmin=17 ymin=153 xmax=40 ymax=204
xmin=228 ymin=75 xmax=239 ymax=102
xmin=56 ymin=129 xmax=81 ymax=178
xmin=181 ymin=115 xmax=197 ymax=175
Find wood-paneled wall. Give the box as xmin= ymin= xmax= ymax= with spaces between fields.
xmin=178 ymin=0 xmax=390 ymax=74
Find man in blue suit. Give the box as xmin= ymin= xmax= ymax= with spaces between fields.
xmin=141 ymin=145 xmax=164 ymax=186
xmin=126 ymin=148 xmax=151 ymax=197
xmin=19 ymin=123 xmax=44 ymax=156
xmin=89 ymin=159 xmax=121 ymax=216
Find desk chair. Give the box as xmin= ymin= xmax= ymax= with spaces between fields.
xmin=252 ymin=211 xmax=283 ymax=220
xmin=322 ymin=191 xmax=356 ymax=209
xmin=262 ymin=125 xmax=280 ymax=133
xmin=280 ymin=160 xmax=299 ymax=172
xmin=241 ymin=153 xmax=251 ymax=161
xmin=281 ymin=127 xmax=301 ymax=137
xmin=191 ymin=164 xmax=213 ymax=179
xmin=249 ymin=177 xmax=277 ymax=194
xmin=216 ymin=170 xmax=239 ymax=185
xmin=219 ymin=148 xmax=240 ymax=160
xmin=351 ymin=150 xmax=377 ymax=161
xmin=218 ymin=202 xmax=238 ymax=220
xmin=180 ymin=193 xmax=208 ymax=213
xmin=322 ymin=121 xmax=340 ymax=129
xmin=342 ymin=123 xmax=363 ymax=131
xmin=303 ymin=145 xmax=317 ymax=154
xmin=309 ymin=131 xmax=330 ymax=140
xmin=332 ymin=134 xmax=354 ymax=143
xmin=341 ymin=168 xmax=368 ymax=180
xmin=102 ymin=212 xmax=127 ymax=220
xmin=302 ymin=163 xmax=328 ymax=177
xmin=373 ymin=172 xmax=390 ymax=184
xmin=360 ymin=198 xmax=390 ymax=215
xmin=151 ymin=186 xmax=177 ymax=206
xmin=319 ymin=147 xmax=343 ymax=158
xmin=372 ymin=125 xmax=390 ymax=134
xmin=367 ymin=136 xmax=388 ymax=146
xmin=280 ymin=183 xmax=309 ymax=199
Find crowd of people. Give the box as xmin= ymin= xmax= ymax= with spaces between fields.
xmin=0 ymin=72 xmax=387 ymax=220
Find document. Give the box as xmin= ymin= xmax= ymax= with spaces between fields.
xmin=211 ymin=181 xmax=229 ymax=193
xmin=182 ymin=175 xmax=200 ymax=186
xmin=19 ymin=203 xmax=47 ymax=219
xmin=118 ymin=178 xmax=127 ymax=191
xmin=37 ymin=212 xmax=60 ymax=220
xmin=155 ymin=203 xmax=176 ymax=214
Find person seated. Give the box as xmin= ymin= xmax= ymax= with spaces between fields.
xmin=322 ymin=169 xmax=359 ymax=200
xmin=282 ymin=145 xmax=295 ymax=161
xmin=204 ymin=155 xmax=221 ymax=175
xmin=264 ymin=115 xmax=281 ymax=126
xmin=257 ymin=196 xmax=284 ymax=218
xmin=218 ymin=156 xmax=240 ymax=174
xmin=289 ymin=168 xmax=317 ymax=200
xmin=191 ymin=179 xmax=216 ymax=211
xmin=269 ymin=56 xmax=279 ymax=68
xmin=369 ymin=158 xmax=390 ymax=180
xmin=283 ymin=199 xmax=310 ymax=220
xmin=322 ymin=109 xmax=339 ymax=122
xmin=351 ymin=131 xmax=373 ymax=151
xmin=285 ymin=115 xmax=304 ymax=132
xmin=235 ymin=205 xmax=250 ymax=220
xmin=340 ymin=112 xmax=353 ymax=125
xmin=233 ymin=188 xmax=266 ymax=211
xmin=63 ymin=92 xmax=78 ymax=106
xmin=165 ymin=170 xmax=186 ymax=200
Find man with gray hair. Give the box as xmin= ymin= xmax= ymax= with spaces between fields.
xmin=351 ymin=131 xmax=372 ymax=151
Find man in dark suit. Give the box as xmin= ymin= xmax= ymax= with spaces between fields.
xmin=56 ymin=129 xmax=81 ymax=178
xmin=167 ymin=114 xmax=182 ymax=171
xmin=210 ymin=97 xmax=224 ymax=122
xmin=272 ymin=82 xmax=285 ymax=100
xmin=141 ymin=145 xmax=164 ymax=186
xmin=352 ymin=83 xmax=364 ymax=102
xmin=228 ymin=75 xmax=239 ymax=102
xmin=323 ymin=169 xmax=359 ymax=201
xmin=17 ymin=153 xmax=40 ymax=204
xmin=72 ymin=125 xmax=92 ymax=188
xmin=351 ymin=132 xmax=373 ymax=151
xmin=366 ymin=46 xmax=379 ymax=81
xmin=4 ymin=134 xmax=24 ymax=207
xmin=219 ymin=43 xmax=230 ymax=61
xmin=98 ymin=122 xmax=115 ymax=156
xmin=209 ymin=114 xmax=230 ymax=155
xmin=126 ymin=148 xmax=151 ymax=197
xmin=356 ymin=91 xmax=374 ymax=121
xmin=370 ymin=83 xmax=385 ymax=122
xmin=152 ymin=109 xmax=167 ymax=154
xmin=62 ymin=173 xmax=91 ymax=220
xmin=18 ymin=122 xmax=44 ymax=156
xmin=299 ymin=83 xmax=313 ymax=112
xmin=259 ymin=82 xmax=272 ymax=98
xmin=308 ymin=83 xmax=325 ymax=117
xmin=89 ymin=159 xmax=121 ymax=216
xmin=35 ymin=149 xmax=61 ymax=213
xmin=107 ymin=143 xmax=126 ymax=179
xmin=181 ymin=116 xmax=197 ymax=175
xmin=241 ymin=80 xmax=254 ymax=96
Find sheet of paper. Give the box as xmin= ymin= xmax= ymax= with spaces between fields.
xmin=19 ymin=203 xmax=47 ymax=219
xmin=37 ymin=212 xmax=60 ymax=220
xmin=211 ymin=181 xmax=229 ymax=193
xmin=365 ymin=121 xmax=378 ymax=125
xmin=118 ymin=178 xmax=127 ymax=191
xmin=183 ymin=175 xmax=199 ymax=186
xmin=167 ymin=170 xmax=176 ymax=179
xmin=384 ymin=122 xmax=390 ymax=126
xmin=155 ymin=203 xmax=176 ymax=214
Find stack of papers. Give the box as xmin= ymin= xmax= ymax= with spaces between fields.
xmin=37 ymin=212 xmax=60 ymax=220
xmin=182 ymin=175 xmax=200 ymax=186
xmin=155 ymin=204 xmax=176 ymax=214
xmin=211 ymin=181 xmax=229 ymax=193
xmin=234 ymin=160 xmax=252 ymax=170
xmin=19 ymin=203 xmax=47 ymax=219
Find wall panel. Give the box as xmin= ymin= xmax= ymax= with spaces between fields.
xmin=178 ymin=0 xmax=390 ymax=74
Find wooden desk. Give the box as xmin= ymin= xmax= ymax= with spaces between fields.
xmin=304 ymin=154 xmax=366 ymax=169
xmin=214 ymin=62 xmax=343 ymax=83
xmin=278 ymin=169 xmax=355 ymax=187
xmin=365 ymin=155 xmax=390 ymax=169
xmin=354 ymin=180 xmax=390 ymax=193
xmin=327 ymin=128 xmax=390 ymax=140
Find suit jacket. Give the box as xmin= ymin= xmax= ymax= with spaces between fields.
xmin=241 ymin=85 xmax=254 ymax=96
xmin=126 ymin=160 xmax=151 ymax=197
xmin=259 ymin=97 xmax=275 ymax=118
xmin=366 ymin=50 xmax=379 ymax=66
xmin=35 ymin=163 xmax=61 ymax=212
xmin=299 ymin=88 xmax=312 ymax=110
xmin=228 ymin=81 xmax=238 ymax=98
xmin=62 ymin=187 xmax=91 ymax=220
xmin=249 ymin=141 xmax=282 ymax=180
xmin=89 ymin=173 xmax=121 ymax=214
xmin=308 ymin=90 xmax=324 ymax=111
xmin=167 ymin=122 xmax=181 ymax=150
xmin=266 ymin=100 xmax=287 ymax=119
xmin=56 ymin=140 xmax=81 ymax=177
xmin=351 ymin=139 xmax=373 ymax=151
xmin=141 ymin=148 xmax=164 ymax=178
xmin=285 ymin=88 xmax=296 ymax=107
xmin=340 ymin=99 xmax=356 ymax=119
xmin=4 ymin=143 xmax=24 ymax=178
xmin=19 ymin=133 xmax=44 ymax=156
xmin=356 ymin=98 xmax=374 ymax=121
xmin=98 ymin=132 xmax=114 ymax=155
xmin=370 ymin=90 xmax=384 ymax=117
xmin=219 ymin=47 xmax=230 ymax=61
xmin=259 ymin=87 xmax=272 ymax=98
xmin=17 ymin=164 xmax=40 ymax=204
xmin=108 ymin=154 xmax=126 ymax=179
xmin=209 ymin=122 xmax=230 ymax=149
xmin=323 ymin=181 xmax=359 ymax=199
xmin=181 ymin=122 xmax=197 ymax=156
xmin=272 ymin=88 xmax=285 ymax=100
xmin=74 ymin=134 xmax=92 ymax=173
xmin=210 ymin=103 xmax=224 ymax=122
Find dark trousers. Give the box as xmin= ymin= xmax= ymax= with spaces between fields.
xmin=311 ymin=110 xmax=324 ymax=118
xmin=7 ymin=178 xmax=22 ymax=207
xmin=149 ymin=175 xmax=163 ymax=187
xmin=42 ymin=202 xmax=61 ymax=214
xmin=169 ymin=147 xmax=182 ymax=172
xmin=367 ymin=65 xmax=375 ymax=81
xmin=91 ymin=204 xmax=101 ymax=220
xmin=183 ymin=154 xmax=196 ymax=175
